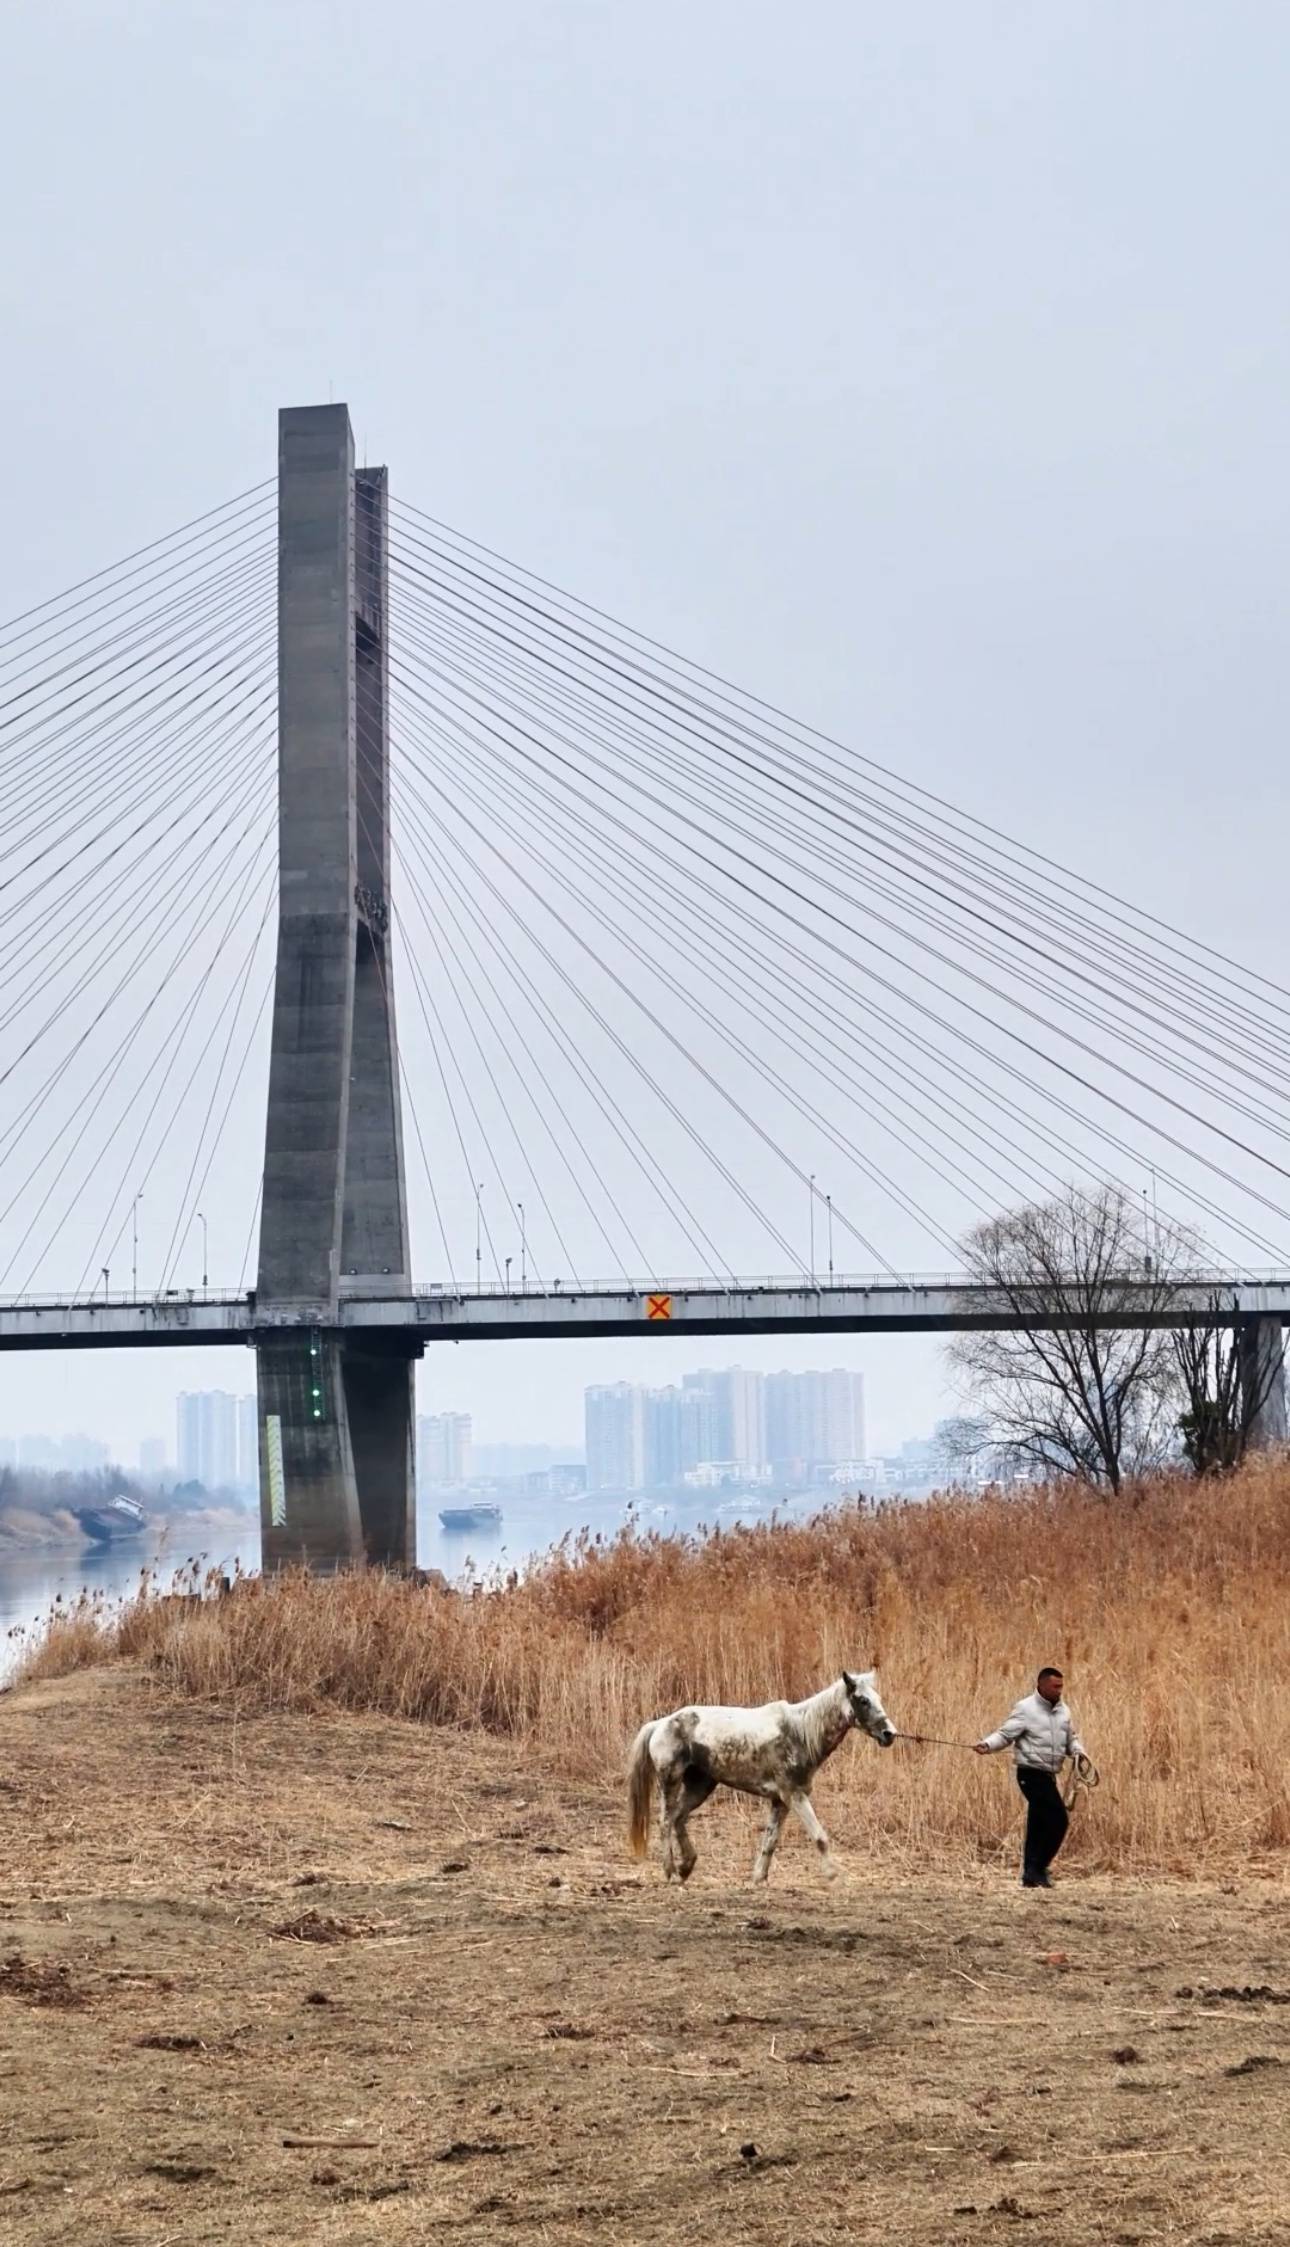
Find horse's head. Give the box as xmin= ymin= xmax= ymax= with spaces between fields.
xmin=843 ymin=1669 xmax=895 ymax=1747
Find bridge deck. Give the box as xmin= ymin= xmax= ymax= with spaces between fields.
xmin=1 ymin=1276 xmax=1288 ymax=1349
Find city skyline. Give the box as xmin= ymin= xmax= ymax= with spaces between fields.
xmin=0 ymin=1332 xmax=920 ymax=1471
xmin=586 ymin=1365 xmax=866 ymax=1494
xmin=0 ymin=1375 xmax=970 ymax=1503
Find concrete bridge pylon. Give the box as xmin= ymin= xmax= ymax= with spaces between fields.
xmin=255 ymin=403 xmax=419 ymax=1570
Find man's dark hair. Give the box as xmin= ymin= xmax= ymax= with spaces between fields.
xmin=1037 ymin=1665 xmax=1063 ymax=1685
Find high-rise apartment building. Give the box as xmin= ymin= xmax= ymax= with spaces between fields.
xmin=587 ymin=1367 xmax=863 ymax=1491
xmin=417 ymin=1413 xmax=473 ymax=1489
xmin=644 ymin=1386 xmax=684 ymax=1489
xmin=176 ymin=1391 xmax=242 ymax=1490
xmin=765 ymin=1370 xmax=865 ymax=1475
xmin=585 ymin=1383 xmax=646 ymax=1492
xmin=685 ymin=1368 xmax=766 ymax=1473
xmin=643 ymin=1381 xmax=723 ymax=1487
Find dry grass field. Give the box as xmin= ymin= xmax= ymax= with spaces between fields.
xmin=16 ymin=1460 xmax=1290 ymax=1876
xmin=4 ymin=1465 xmax=1290 ymax=2241
xmin=1 ymin=1668 xmax=1289 ymax=2246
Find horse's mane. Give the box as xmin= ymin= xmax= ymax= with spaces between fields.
xmin=794 ymin=1677 xmax=850 ymax=1767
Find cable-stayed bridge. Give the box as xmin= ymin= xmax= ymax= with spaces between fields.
xmin=4 ymin=402 xmax=1289 ymax=1566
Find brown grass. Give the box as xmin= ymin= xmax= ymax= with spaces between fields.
xmin=17 ymin=1457 xmax=1290 ymax=1877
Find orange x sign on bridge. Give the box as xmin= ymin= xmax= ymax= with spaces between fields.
xmin=646 ymin=1293 xmax=673 ymax=1322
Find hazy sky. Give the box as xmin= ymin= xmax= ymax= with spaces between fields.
xmin=1 ymin=2 xmax=1288 ymax=1458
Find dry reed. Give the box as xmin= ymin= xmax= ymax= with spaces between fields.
xmin=16 ymin=1460 xmax=1290 ymax=1876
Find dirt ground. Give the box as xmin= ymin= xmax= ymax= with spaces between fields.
xmin=1 ymin=1672 xmax=1288 ymax=2246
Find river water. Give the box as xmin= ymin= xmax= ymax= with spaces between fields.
xmin=0 ymin=1484 xmax=824 ymax=1678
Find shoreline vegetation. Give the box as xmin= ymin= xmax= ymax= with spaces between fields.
xmin=16 ymin=1457 xmax=1290 ymax=1880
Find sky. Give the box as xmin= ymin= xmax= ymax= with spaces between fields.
xmin=1 ymin=1 xmax=1289 ymax=1460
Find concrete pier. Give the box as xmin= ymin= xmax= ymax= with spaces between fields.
xmin=1239 ymin=1315 xmax=1287 ymax=1450
xmin=256 ymin=405 xmax=418 ymax=1569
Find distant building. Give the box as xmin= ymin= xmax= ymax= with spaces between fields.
xmin=643 ymin=1386 xmax=683 ymax=1488
xmin=765 ymin=1370 xmax=865 ymax=1477
xmin=14 ymin=1436 xmax=56 ymax=1471
xmin=678 ymin=1381 xmax=721 ymax=1476
xmin=587 ymin=1366 xmax=865 ymax=1493
xmin=586 ymin=1383 xmax=646 ymax=1492
xmin=472 ymin=1442 xmax=582 ymax=1480
xmin=417 ymin=1412 xmax=472 ymax=1489
xmin=16 ymin=1432 xmax=109 ymax=1472
xmin=176 ymin=1392 xmax=241 ymax=1490
xmin=685 ymin=1368 xmax=765 ymax=1474
xmin=522 ymin=1463 xmax=587 ymax=1497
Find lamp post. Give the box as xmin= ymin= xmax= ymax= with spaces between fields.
xmin=197 ymin=1210 xmax=208 ymax=1291
xmin=131 ymin=1194 xmax=142 ymax=1296
xmin=505 ymin=1255 xmax=513 ymax=1296
xmin=808 ymin=1174 xmax=816 ymax=1287
xmin=826 ymin=1192 xmax=834 ymax=1281
xmin=517 ymin=1201 xmax=526 ymax=1293
xmin=475 ymin=1183 xmax=484 ymax=1295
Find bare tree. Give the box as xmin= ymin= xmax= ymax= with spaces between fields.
xmin=949 ymin=1184 xmax=1187 ymax=1494
xmin=1173 ymin=1295 xmax=1285 ymax=1475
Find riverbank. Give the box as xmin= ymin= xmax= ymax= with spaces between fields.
xmin=0 ymin=1666 xmax=1286 ymax=2246
xmin=0 ymin=1512 xmax=261 ymax=1684
xmin=0 ymin=1503 xmax=251 ymax=1554
xmin=18 ymin=1460 xmax=1290 ymax=1878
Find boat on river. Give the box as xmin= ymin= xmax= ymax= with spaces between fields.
xmin=76 ymin=1494 xmax=148 ymax=1547
xmin=437 ymin=1502 xmax=502 ymax=1531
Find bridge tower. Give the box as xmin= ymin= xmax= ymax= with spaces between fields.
xmin=1240 ymin=1315 xmax=1287 ymax=1450
xmin=255 ymin=403 xmax=419 ymax=1569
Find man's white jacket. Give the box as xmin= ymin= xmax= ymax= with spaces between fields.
xmin=979 ymin=1692 xmax=1086 ymax=1774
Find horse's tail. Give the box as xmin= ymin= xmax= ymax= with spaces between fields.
xmin=626 ymin=1720 xmax=658 ymax=1859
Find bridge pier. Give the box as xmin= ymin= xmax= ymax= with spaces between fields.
xmin=1239 ymin=1315 xmax=1287 ymax=1451
xmin=255 ymin=404 xmax=418 ymax=1570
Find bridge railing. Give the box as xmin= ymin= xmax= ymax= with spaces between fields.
xmin=405 ymin=1271 xmax=975 ymax=1297
xmin=0 ymin=1287 xmax=248 ymax=1310
xmin=404 ymin=1267 xmax=1290 ymax=1300
xmin=4 ymin=1269 xmax=1290 ymax=1318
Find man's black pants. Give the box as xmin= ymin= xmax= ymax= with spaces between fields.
xmin=1015 ymin=1767 xmax=1068 ymax=1883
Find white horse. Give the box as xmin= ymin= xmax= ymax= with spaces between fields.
xmin=626 ymin=1671 xmax=895 ymax=1885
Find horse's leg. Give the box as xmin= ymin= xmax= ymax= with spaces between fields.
xmin=674 ymin=1769 xmax=715 ymax=1884
xmin=788 ymin=1790 xmax=838 ymax=1881
xmin=750 ymin=1797 xmax=787 ymax=1885
xmin=658 ymin=1770 xmax=687 ymax=1882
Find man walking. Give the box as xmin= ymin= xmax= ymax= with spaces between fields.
xmin=975 ymin=1666 xmax=1088 ymax=1888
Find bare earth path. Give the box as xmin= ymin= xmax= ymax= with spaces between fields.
xmin=0 ymin=1671 xmax=1287 ymax=2245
